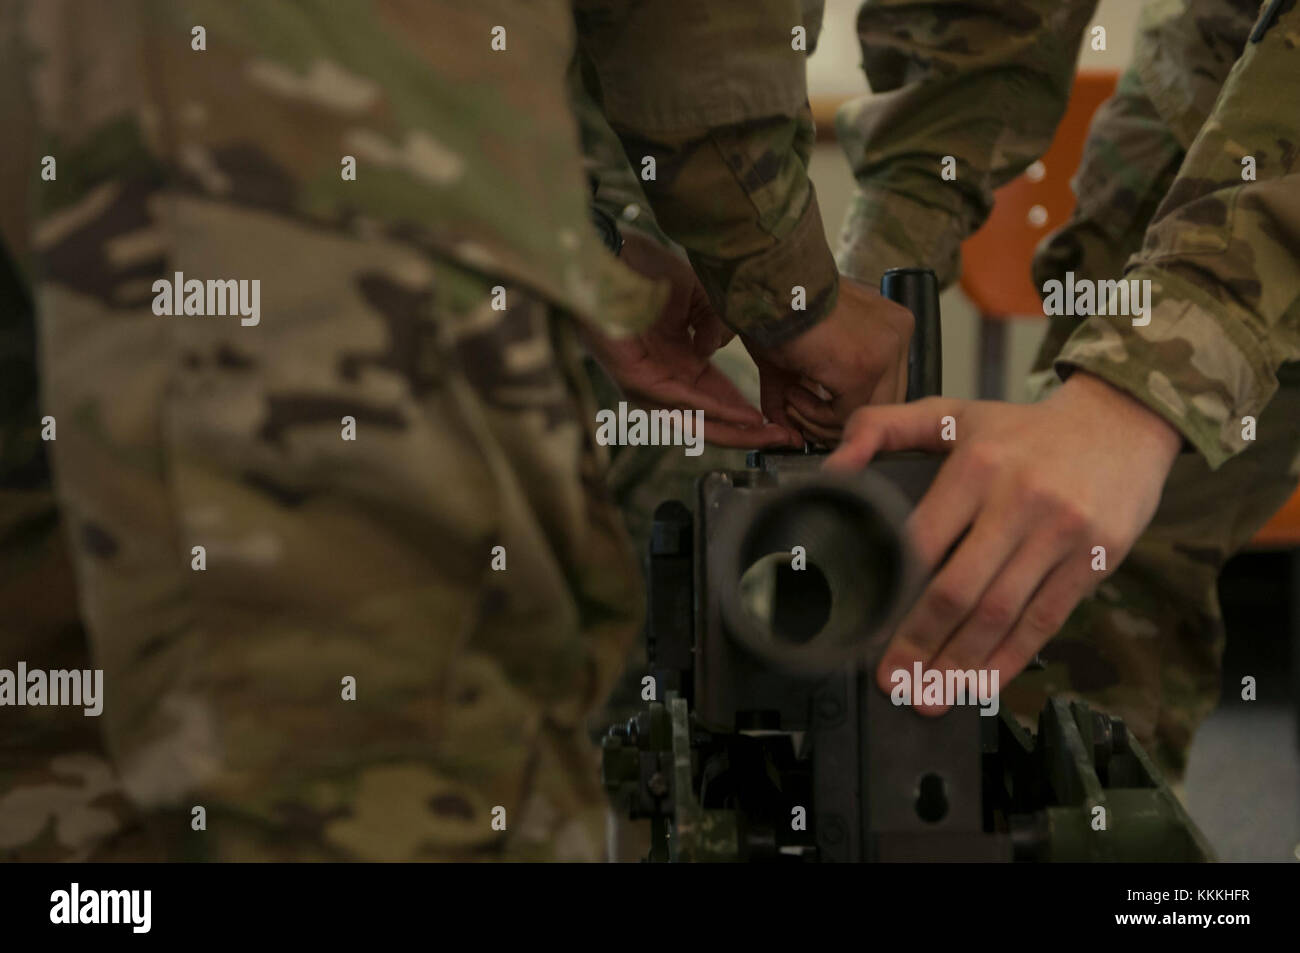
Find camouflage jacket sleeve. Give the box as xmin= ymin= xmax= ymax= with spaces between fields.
xmin=569 ymin=55 xmax=669 ymax=250
xmin=1054 ymin=4 xmax=1300 ymax=470
xmin=573 ymin=0 xmax=838 ymax=347
xmin=834 ymin=0 xmax=1098 ymax=287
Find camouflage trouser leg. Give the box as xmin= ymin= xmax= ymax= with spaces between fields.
xmin=25 ymin=180 xmax=640 ymax=860
xmin=0 ymin=482 xmax=134 ymax=860
xmin=1002 ymin=64 xmax=1300 ymax=779
xmin=0 ymin=245 xmax=132 ymax=860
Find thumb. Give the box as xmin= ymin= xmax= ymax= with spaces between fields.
xmin=823 ymin=398 xmax=965 ymax=472
xmin=688 ymin=285 xmax=732 ymax=359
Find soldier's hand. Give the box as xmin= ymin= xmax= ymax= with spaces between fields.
xmin=824 ymin=372 xmax=1181 ymax=702
xmin=582 ymin=232 xmax=800 ymax=448
xmin=745 ymin=276 xmax=913 ymax=446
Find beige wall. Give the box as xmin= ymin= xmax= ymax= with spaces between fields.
xmin=806 ymin=0 xmax=1140 ymax=401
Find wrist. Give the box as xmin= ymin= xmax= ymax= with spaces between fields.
xmin=718 ymin=190 xmax=840 ymax=349
xmin=1058 ymin=370 xmax=1182 ymax=465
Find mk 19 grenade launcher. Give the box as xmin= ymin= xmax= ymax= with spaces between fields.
xmin=601 ymin=269 xmax=1213 ymax=863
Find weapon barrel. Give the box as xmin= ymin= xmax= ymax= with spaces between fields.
xmin=715 ymin=473 xmax=920 ymax=675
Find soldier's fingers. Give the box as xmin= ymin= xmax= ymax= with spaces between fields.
xmin=688 ymin=364 xmax=768 ymax=427
xmin=689 ymin=300 xmax=733 ymax=359
xmin=787 ymin=403 xmax=842 ymax=446
xmin=928 ymin=521 xmax=1074 ymax=685
xmin=757 ymin=364 xmax=801 ymax=433
xmin=630 ymin=374 xmax=764 ymax=429
xmin=632 ymin=394 xmax=794 ymax=448
xmin=892 ymin=445 xmax=1000 ymax=572
xmin=581 ymin=326 xmax=649 ymax=373
xmin=823 ymin=397 xmax=965 ymax=472
xmin=985 ymin=558 xmax=1092 ymax=684
xmin=702 ymin=419 xmax=802 ymax=449
xmin=786 ymin=384 xmax=838 ymax=426
xmin=797 ymin=376 xmax=832 ymax=400
xmin=875 ymin=492 xmax=1028 ymax=698
xmin=691 ymin=323 xmax=732 ymax=360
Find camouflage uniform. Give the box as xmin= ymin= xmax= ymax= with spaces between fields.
xmin=573 ymin=0 xmax=840 ymax=345
xmin=570 ymin=2 xmax=843 ymax=858
xmin=0 ymin=0 xmax=847 ymax=860
xmin=836 ymin=0 xmax=1300 ymax=776
xmin=574 ymin=0 xmax=1299 ymax=785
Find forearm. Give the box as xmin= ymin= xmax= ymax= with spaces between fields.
xmin=836 ymin=0 xmax=1098 ymax=286
xmin=1054 ymin=5 xmax=1300 ymax=469
xmin=569 ymin=54 xmax=670 ymax=248
xmin=575 ymin=0 xmax=839 ymax=347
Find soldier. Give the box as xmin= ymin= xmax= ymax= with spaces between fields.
xmin=582 ymin=0 xmax=1298 ymax=783
xmin=0 ymin=0 xmax=912 ymax=861
xmin=825 ymin=0 xmax=1300 ymax=779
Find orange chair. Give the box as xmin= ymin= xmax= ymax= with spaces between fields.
xmin=960 ymin=69 xmax=1118 ymax=400
xmin=958 ymin=69 xmax=1300 ymax=550
xmin=1251 ymin=489 xmax=1300 ymax=549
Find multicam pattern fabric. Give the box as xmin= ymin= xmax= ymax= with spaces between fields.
xmin=833 ymin=0 xmax=1300 ymax=777
xmin=0 ymin=0 xmax=659 ymax=861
